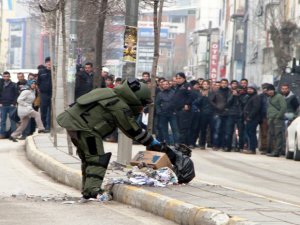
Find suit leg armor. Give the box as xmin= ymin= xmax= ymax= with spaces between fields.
xmin=77 ymin=131 xmax=111 ymax=198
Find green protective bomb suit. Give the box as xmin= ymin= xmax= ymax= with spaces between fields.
xmin=57 ymin=78 xmax=153 ymax=198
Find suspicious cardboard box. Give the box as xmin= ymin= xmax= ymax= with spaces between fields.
xmin=130 ymin=151 xmax=172 ymax=169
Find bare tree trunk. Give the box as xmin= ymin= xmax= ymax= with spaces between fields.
xmin=94 ymin=0 xmax=108 ymax=88
xmin=51 ymin=9 xmax=60 ymax=147
xmin=147 ymin=0 xmax=164 ymax=134
xmin=60 ymin=0 xmax=73 ymax=155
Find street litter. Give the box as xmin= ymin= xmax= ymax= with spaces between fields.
xmin=108 ymin=166 xmax=178 ymax=187
xmin=62 ymin=201 xmax=76 ymax=204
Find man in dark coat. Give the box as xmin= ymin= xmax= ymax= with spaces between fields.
xmin=209 ymin=79 xmax=231 ymax=150
xmin=243 ymin=84 xmax=261 ymax=154
xmin=37 ymin=57 xmax=52 ymax=131
xmin=75 ymin=62 xmax=94 ymax=100
xmin=169 ymin=72 xmax=193 ymax=145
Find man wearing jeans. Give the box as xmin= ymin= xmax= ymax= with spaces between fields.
xmin=0 ymin=71 xmax=18 ymax=138
xmin=37 ymin=57 xmax=52 ymax=131
xmin=155 ymin=80 xmax=179 ymax=145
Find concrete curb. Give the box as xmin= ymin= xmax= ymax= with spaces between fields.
xmin=25 ymin=136 xmax=82 ymax=190
xmin=25 ymin=135 xmax=257 ymax=225
xmin=112 ymin=185 xmax=257 ymax=225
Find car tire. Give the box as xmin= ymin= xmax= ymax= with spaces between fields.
xmin=286 ymin=132 xmax=293 ymax=159
xmin=294 ymin=136 xmax=300 ymax=161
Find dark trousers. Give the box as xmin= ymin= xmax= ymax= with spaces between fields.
xmin=199 ymin=113 xmax=214 ymax=147
xmin=245 ymin=120 xmax=259 ymax=152
xmin=40 ymin=93 xmax=51 ymax=130
xmin=176 ymin=111 xmax=192 ymax=145
xmin=187 ymin=111 xmax=201 ymax=146
xmin=225 ymin=115 xmax=245 ymax=150
xmin=259 ymin=118 xmax=268 ymax=152
xmin=268 ymin=118 xmax=285 ymax=155
xmin=159 ymin=113 xmax=180 ymax=145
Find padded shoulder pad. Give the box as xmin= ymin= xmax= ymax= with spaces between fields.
xmin=77 ymin=88 xmax=117 ymax=105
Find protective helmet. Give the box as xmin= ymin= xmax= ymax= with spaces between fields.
xmin=114 ymin=78 xmax=152 ymax=108
xmin=127 ymin=78 xmax=152 ymax=106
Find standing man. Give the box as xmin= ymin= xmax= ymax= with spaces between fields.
xmin=266 ymin=84 xmax=287 ymax=157
xmin=99 ymin=67 xmax=109 ymax=88
xmin=209 ymin=79 xmax=231 ymax=151
xmin=75 ymin=62 xmax=94 ymax=100
xmin=170 ymin=72 xmax=193 ymax=145
xmin=258 ymin=83 xmax=270 ymax=154
xmin=16 ymin=72 xmax=27 ymax=92
xmin=243 ymin=84 xmax=261 ymax=154
xmin=155 ymin=80 xmax=179 ymax=145
xmin=280 ymin=83 xmax=299 ymax=126
xmin=0 ymin=71 xmax=18 ymax=138
xmin=37 ymin=57 xmax=52 ymax=132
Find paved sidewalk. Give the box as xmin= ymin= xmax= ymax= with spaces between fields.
xmin=25 ymin=133 xmax=300 ymax=225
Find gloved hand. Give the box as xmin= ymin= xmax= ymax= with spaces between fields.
xmin=150 ymin=138 xmax=160 ymax=147
xmin=148 ymin=138 xmax=161 ymax=151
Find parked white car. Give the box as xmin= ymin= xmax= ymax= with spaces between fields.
xmin=286 ymin=116 xmax=300 ymax=161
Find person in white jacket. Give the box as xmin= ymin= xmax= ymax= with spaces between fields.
xmin=10 ymin=80 xmax=47 ymax=142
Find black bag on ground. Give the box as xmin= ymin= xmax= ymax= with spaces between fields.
xmin=159 ymin=143 xmax=195 ymax=184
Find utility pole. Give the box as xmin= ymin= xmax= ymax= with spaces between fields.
xmin=117 ymin=0 xmax=140 ymax=165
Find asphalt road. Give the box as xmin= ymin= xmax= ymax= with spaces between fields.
xmin=0 ymin=140 xmax=176 ymax=225
xmin=192 ymin=149 xmax=300 ymax=206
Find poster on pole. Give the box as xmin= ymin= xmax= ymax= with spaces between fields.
xmin=123 ymin=26 xmax=138 ymax=63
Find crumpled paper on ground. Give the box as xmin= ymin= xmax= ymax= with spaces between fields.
xmin=108 ymin=166 xmax=178 ymax=187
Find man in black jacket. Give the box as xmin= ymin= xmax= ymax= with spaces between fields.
xmin=243 ymin=84 xmax=261 ymax=154
xmin=209 ymin=79 xmax=231 ymax=150
xmin=170 ymin=72 xmax=193 ymax=145
xmin=155 ymin=80 xmax=179 ymax=145
xmin=0 ymin=71 xmax=18 ymax=138
xmin=37 ymin=57 xmax=52 ymax=131
xmin=75 ymin=62 xmax=94 ymax=100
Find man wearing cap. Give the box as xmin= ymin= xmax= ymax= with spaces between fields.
xmin=258 ymin=83 xmax=270 ymax=154
xmin=266 ymin=84 xmax=287 ymax=157
xmin=99 ymin=67 xmax=110 ymax=88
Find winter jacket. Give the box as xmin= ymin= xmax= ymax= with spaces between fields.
xmin=37 ymin=68 xmax=52 ymax=95
xmin=244 ymin=92 xmax=261 ymax=121
xmin=227 ymin=91 xmax=242 ymax=116
xmin=198 ymin=91 xmax=214 ymax=115
xmin=258 ymin=93 xmax=268 ymax=119
xmin=283 ymin=91 xmax=299 ymax=114
xmin=75 ymin=71 xmax=94 ymax=100
xmin=17 ymin=89 xmax=37 ymax=118
xmin=209 ymin=87 xmax=231 ymax=115
xmin=267 ymin=92 xmax=287 ymax=120
xmin=155 ymin=89 xmax=175 ymax=115
xmin=170 ymin=82 xmax=193 ymax=112
xmin=0 ymin=80 xmax=18 ymax=106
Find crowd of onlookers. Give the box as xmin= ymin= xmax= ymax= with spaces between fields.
xmin=0 ymin=57 xmax=52 ymax=142
xmin=1 ymin=59 xmax=299 ymax=158
xmin=147 ymin=73 xmax=299 ymax=157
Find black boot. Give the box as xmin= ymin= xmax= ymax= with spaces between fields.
xmin=9 ymin=136 xmax=18 ymax=142
xmin=267 ymin=152 xmax=280 ymax=157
